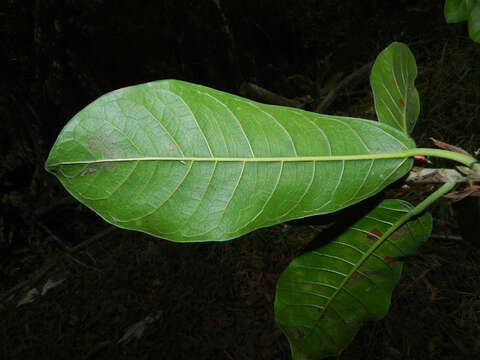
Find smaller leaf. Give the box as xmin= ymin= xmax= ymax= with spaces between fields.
xmin=274 ymin=199 xmax=432 ymax=359
xmin=444 ymin=185 xmax=480 ymax=200
xmin=370 ymin=42 xmax=420 ymax=135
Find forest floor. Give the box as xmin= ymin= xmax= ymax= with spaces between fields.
xmin=1 ymin=2 xmax=480 ymax=360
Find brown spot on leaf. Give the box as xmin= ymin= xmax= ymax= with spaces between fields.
xmin=384 ymin=256 xmax=397 ymax=267
xmin=319 ymin=309 xmax=326 ymax=319
xmin=376 ymin=147 xmax=384 ymax=153
xmin=168 ymin=144 xmax=175 ymax=152
xmin=390 ymin=234 xmax=402 ymax=242
xmin=390 ymin=77 xmax=398 ymax=88
xmin=305 ymin=284 xmax=312 ymax=291
xmin=367 ymin=228 xmax=383 ymax=241
xmin=398 ymin=97 xmax=405 ymax=106
xmin=296 ymin=328 xmax=305 ymax=339
xmin=285 ymin=329 xmax=296 ymax=339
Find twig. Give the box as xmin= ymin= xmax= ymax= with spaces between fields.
xmin=314 ymin=61 xmax=374 ymax=113
xmin=66 ymin=226 xmax=115 ymax=254
xmin=313 ymin=39 xmax=433 ymax=114
xmin=36 ymin=221 xmax=69 ymax=251
xmin=66 ymin=253 xmax=101 ymax=272
xmin=0 ymin=226 xmax=115 ymax=304
xmin=238 ymin=61 xmax=373 ymax=113
xmin=239 ymin=82 xmax=305 ymax=108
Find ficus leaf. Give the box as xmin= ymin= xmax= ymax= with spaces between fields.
xmin=274 ymin=199 xmax=433 ymax=359
xmin=46 ymin=80 xmax=415 ymax=242
xmin=370 ymin=42 xmax=420 ymax=135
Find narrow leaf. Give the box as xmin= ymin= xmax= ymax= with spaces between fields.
xmin=444 ymin=185 xmax=480 ymax=199
xmin=430 ymin=137 xmax=471 ymax=156
xmin=370 ymin=42 xmax=420 ymax=134
xmin=46 ymin=80 xmax=415 ymax=242
xmin=274 ymin=199 xmax=433 ymax=359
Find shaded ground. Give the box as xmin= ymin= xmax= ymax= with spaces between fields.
xmin=1 ymin=1 xmax=480 ymax=359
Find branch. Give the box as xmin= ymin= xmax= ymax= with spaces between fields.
xmin=239 ymin=61 xmax=373 ymax=113
xmin=212 ymin=0 xmax=242 ymax=89
xmin=314 ymin=61 xmax=374 ymax=114
xmin=0 ymin=226 xmax=115 ymax=304
xmin=239 ymin=82 xmax=307 ymax=108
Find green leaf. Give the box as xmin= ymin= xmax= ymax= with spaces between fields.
xmin=45 ymin=80 xmax=415 ymax=242
xmin=444 ymin=0 xmax=477 ymax=22
xmin=468 ymin=3 xmax=480 ymax=43
xmin=370 ymin=42 xmax=420 ymax=135
xmin=444 ymin=0 xmax=480 ymax=43
xmin=274 ymin=199 xmax=433 ymax=359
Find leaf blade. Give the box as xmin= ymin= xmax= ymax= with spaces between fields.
xmin=274 ymin=199 xmax=433 ymax=359
xmin=370 ymin=42 xmax=420 ymax=135
xmin=46 ymin=80 xmax=416 ymax=242
xmin=444 ymin=0 xmax=474 ymax=23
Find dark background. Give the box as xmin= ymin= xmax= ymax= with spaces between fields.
xmin=1 ymin=1 xmax=480 ymax=359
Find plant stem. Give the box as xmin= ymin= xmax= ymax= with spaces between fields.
xmin=410 ymin=148 xmax=477 ymax=167
xmin=408 ymin=182 xmax=456 ymax=215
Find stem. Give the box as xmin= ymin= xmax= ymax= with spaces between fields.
xmin=411 ymin=148 xmax=477 ymax=167
xmin=408 ymin=182 xmax=456 ymax=216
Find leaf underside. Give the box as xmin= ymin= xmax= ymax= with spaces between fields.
xmin=370 ymin=42 xmax=420 ymax=135
xmin=46 ymin=80 xmax=415 ymax=242
xmin=274 ymin=199 xmax=433 ymax=359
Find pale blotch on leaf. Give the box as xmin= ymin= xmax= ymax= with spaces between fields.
xmin=82 ymin=131 xmax=123 ymax=175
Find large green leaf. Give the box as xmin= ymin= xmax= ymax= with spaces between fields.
xmin=370 ymin=42 xmax=420 ymax=135
xmin=274 ymin=199 xmax=433 ymax=359
xmin=444 ymin=0 xmax=480 ymax=43
xmin=45 ymin=80 xmax=415 ymax=242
